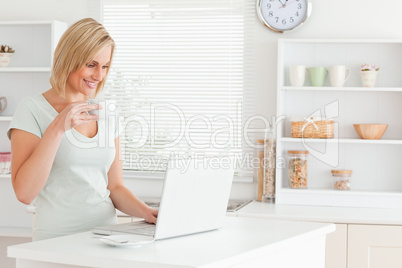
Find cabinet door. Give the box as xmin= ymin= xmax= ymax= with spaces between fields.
xmin=348 ymin=224 xmax=402 ymax=268
xmin=325 ymin=224 xmax=347 ymax=268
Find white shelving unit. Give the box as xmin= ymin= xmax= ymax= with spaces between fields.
xmin=0 ymin=20 xmax=67 ymax=173
xmin=276 ymin=39 xmax=402 ymax=208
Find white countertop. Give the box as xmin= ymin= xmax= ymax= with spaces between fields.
xmin=4 ymin=200 xmax=402 ymax=239
xmin=8 ymin=216 xmax=334 ymax=268
xmin=238 ymin=201 xmax=402 ymax=225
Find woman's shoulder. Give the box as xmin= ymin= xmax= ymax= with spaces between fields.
xmin=16 ymin=94 xmax=48 ymax=113
xmin=19 ymin=94 xmax=45 ymax=106
xmin=12 ymin=94 xmax=51 ymax=123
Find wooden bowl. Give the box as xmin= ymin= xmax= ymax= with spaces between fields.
xmin=353 ymin=124 xmax=388 ymax=139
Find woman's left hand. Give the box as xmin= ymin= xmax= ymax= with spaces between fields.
xmin=143 ymin=207 xmax=158 ymax=224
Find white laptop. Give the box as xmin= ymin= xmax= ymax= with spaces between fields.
xmin=92 ymin=156 xmax=234 ymax=242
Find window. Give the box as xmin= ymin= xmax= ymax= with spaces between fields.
xmin=98 ymin=0 xmax=258 ymax=181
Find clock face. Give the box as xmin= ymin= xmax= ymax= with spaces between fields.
xmin=258 ymin=0 xmax=310 ymax=33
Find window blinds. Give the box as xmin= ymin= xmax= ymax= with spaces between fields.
xmin=101 ymin=0 xmax=256 ymax=181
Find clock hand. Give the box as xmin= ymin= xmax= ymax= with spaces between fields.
xmin=278 ymin=0 xmax=285 ymax=7
xmin=279 ymin=0 xmax=295 ymax=8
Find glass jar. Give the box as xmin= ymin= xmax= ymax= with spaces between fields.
xmin=287 ymin=150 xmax=308 ymax=189
xmin=256 ymin=129 xmax=276 ymax=202
xmin=257 ymin=140 xmax=264 ymax=201
xmin=331 ymin=170 xmax=352 ymax=190
xmin=0 ymin=152 xmax=11 ymax=174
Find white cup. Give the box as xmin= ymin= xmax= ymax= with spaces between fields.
xmin=329 ymin=65 xmax=350 ymax=87
xmin=289 ymin=65 xmax=309 ymax=87
xmin=87 ymin=99 xmax=116 ymax=121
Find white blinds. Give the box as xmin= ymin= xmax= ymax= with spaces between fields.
xmin=101 ymin=0 xmax=256 ymax=180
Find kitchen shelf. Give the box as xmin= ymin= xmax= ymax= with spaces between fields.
xmin=280 ymin=137 xmax=402 ymax=145
xmin=0 ymin=116 xmax=13 ymax=121
xmin=282 ymin=86 xmax=402 ymax=92
xmin=0 ymin=20 xmax=67 ymax=118
xmin=277 ymin=188 xmax=402 ymax=209
xmin=280 ymin=188 xmax=402 ymax=197
xmin=0 ymin=174 xmax=11 ymax=179
xmin=275 ymin=39 xmax=402 ymax=208
xmin=0 ymin=67 xmax=51 ymax=72
xmin=0 ymin=20 xmax=62 ymax=25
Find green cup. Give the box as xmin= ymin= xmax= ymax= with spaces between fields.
xmin=309 ymin=67 xmax=328 ymax=86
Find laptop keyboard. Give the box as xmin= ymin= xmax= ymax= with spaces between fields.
xmin=127 ymin=223 xmax=156 ymax=235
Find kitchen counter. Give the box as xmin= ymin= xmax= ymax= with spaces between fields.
xmin=238 ymin=201 xmax=402 ymax=225
xmin=8 ymin=216 xmax=334 ymax=268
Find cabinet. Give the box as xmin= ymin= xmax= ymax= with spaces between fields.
xmin=348 ymin=224 xmax=402 ymax=268
xmin=276 ymin=39 xmax=402 ymax=208
xmin=325 ymin=224 xmax=347 ymax=268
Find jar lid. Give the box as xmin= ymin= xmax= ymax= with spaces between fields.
xmin=257 ymin=140 xmax=264 ymax=144
xmin=288 ymin=150 xmax=309 ymax=155
xmin=331 ymin=169 xmax=352 ymax=174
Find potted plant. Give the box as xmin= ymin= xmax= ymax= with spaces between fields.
xmin=0 ymin=45 xmax=15 ymax=67
xmin=360 ymin=63 xmax=379 ymax=87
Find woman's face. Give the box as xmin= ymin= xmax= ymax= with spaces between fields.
xmin=66 ymin=45 xmax=112 ymax=98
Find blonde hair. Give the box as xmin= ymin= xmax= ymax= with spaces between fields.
xmin=50 ymin=18 xmax=115 ymax=98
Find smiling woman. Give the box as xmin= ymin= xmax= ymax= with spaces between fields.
xmin=7 ymin=18 xmax=158 ymax=241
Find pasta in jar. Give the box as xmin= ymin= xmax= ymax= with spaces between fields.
xmin=288 ymin=150 xmax=308 ymax=189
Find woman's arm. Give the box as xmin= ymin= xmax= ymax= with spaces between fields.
xmin=10 ymin=102 xmax=99 ymax=205
xmin=107 ymin=137 xmax=158 ymax=224
xmin=11 ymin=126 xmax=63 ymax=204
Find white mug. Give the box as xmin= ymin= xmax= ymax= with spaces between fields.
xmin=289 ymin=65 xmax=309 ymax=87
xmin=329 ymin=65 xmax=350 ymax=87
xmin=0 ymin=96 xmax=7 ymax=113
xmin=87 ymin=99 xmax=117 ymax=122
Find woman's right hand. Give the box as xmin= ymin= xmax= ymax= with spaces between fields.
xmin=53 ymin=102 xmax=102 ymax=133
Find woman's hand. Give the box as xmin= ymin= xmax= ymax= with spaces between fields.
xmin=143 ymin=207 xmax=159 ymax=224
xmin=55 ymin=102 xmax=102 ymax=132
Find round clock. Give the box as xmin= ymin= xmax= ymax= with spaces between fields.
xmin=256 ymin=0 xmax=312 ymax=33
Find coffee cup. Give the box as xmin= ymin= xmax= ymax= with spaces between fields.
xmin=0 ymin=96 xmax=7 ymax=113
xmin=87 ymin=99 xmax=117 ymax=122
xmin=329 ymin=65 xmax=350 ymax=87
xmin=309 ymin=67 xmax=328 ymax=87
xmin=289 ymin=65 xmax=309 ymax=87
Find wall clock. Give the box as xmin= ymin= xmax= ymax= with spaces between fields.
xmin=256 ymin=0 xmax=312 ymax=33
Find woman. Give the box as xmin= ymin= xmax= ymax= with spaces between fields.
xmin=7 ymin=18 xmax=157 ymax=241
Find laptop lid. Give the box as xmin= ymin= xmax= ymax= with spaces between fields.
xmin=153 ymin=156 xmax=234 ymax=240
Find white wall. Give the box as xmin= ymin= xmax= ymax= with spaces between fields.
xmin=1 ymin=0 xmax=402 ymax=228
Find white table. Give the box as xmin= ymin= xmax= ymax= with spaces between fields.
xmin=8 ymin=217 xmax=334 ymax=268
